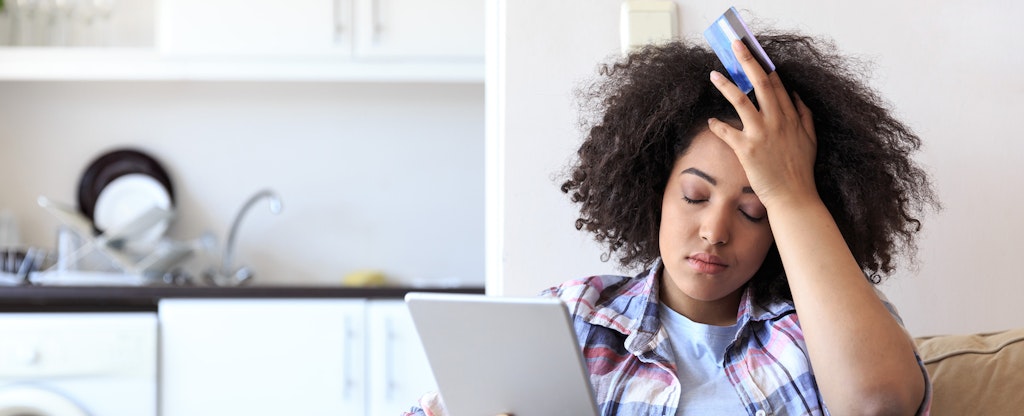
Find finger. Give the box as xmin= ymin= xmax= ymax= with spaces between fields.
xmin=731 ymin=39 xmax=781 ymax=115
xmin=707 ymin=117 xmax=744 ymax=150
xmin=768 ymin=72 xmax=798 ymax=120
xmin=793 ymin=92 xmax=817 ymax=143
xmin=710 ymin=70 xmax=760 ymax=122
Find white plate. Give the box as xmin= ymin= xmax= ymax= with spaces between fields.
xmin=93 ymin=173 xmax=173 ymax=248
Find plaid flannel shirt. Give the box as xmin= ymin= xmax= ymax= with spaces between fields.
xmin=541 ymin=259 xmax=931 ymax=416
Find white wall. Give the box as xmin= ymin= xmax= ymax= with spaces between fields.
xmin=493 ymin=0 xmax=1024 ymax=336
xmin=0 ymin=81 xmax=485 ymax=287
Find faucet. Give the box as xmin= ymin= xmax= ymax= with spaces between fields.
xmin=204 ymin=189 xmax=283 ymax=286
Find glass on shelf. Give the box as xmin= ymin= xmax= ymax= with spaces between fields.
xmin=0 ymin=0 xmax=124 ymax=47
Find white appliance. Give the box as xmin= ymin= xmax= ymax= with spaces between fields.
xmin=0 ymin=312 xmax=157 ymax=416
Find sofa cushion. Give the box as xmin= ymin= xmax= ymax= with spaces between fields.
xmin=914 ymin=328 xmax=1024 ymax=415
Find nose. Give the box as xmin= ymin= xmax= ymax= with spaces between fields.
xmin=700 ymin=204 xmax=731 ymax=246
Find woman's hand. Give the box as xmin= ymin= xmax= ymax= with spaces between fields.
xmin=707 ymin=39 xmax=818 ymax=210
xmin=707 ymin=42 xmax=927 ymax=415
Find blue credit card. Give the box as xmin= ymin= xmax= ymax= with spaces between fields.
xmin=703 ymin=7 xmax=775 ymax=94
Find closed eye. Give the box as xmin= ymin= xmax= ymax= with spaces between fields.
xmin=740 ymin=210 xmax=766 ymax=223
xmin=685 ymin=196 xmax=766 ymax=223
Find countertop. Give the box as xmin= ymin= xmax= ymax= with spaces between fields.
xmin=0 ymin=285 xmax=486 ymax=312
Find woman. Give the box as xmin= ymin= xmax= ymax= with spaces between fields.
xmin=550 ymin=33 xmax=935 ymax=415
xmin=407 ymin=31 xmax=935 ymax=416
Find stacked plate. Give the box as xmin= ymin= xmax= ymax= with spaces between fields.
xmin=77 ymin=149 xmax=175 ymax=250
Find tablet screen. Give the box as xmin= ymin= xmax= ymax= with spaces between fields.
xmin=406 ymin=292 xmax=599 ymax=416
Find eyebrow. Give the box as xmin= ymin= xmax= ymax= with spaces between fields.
xmin=681 ymin=167 xmax=755 ymax=194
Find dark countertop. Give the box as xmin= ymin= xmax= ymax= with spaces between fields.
xmin=0 ymin=285 xmax=486 ymax=312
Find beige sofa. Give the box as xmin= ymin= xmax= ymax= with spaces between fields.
xmin=914 ymin=328 xmax=1024 ymax=415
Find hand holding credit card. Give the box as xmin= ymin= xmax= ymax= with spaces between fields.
xmin=703 ymin=7 xmax=775 ymax=94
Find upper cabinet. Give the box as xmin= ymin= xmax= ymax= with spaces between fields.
xmin=160 ymin=0 xmax=482 ymax=60
xmin=0 ymin=0 xmax=484 ymax=82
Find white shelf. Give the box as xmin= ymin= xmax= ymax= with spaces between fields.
xmin=0 ymin=48 xmax=484 ymax=83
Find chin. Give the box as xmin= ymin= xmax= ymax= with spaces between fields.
xmin=687 ymin=290 xmax=735 ymax=303
xmin=682 ymin=279 xmax=748 ymax=302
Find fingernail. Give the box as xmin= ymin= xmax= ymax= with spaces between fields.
xmin=710 ymin=71 xmax=724 ymax=82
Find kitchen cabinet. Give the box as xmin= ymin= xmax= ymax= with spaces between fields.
xmin=158 ymin=0 xmax=483 ymax=60
xmin=159 ymin=298 xmax=436 ymax=416
xmin=0 ymin=0 xmax=483 ymax=81
xmin=366 ymin=300 xmax=437 ymax=415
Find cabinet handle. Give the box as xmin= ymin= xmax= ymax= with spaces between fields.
xmin=333 ymin=0 xmax=348 ymax=44
xmin=370 ymin=0 xmax=383 ymax=45
xmin=384 ymin=317 xmax=396 ymax=401
xmin=342 ymin=314 xmax=356 ymax=400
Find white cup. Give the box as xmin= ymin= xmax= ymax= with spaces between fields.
xmin=0 ymin=210 xmax=20 ymax=249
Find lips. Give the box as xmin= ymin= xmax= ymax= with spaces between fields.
xmin=687 ymin=252 xmax=727 ymax=274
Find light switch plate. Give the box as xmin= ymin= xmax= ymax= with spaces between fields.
xmin=620 ymin=0 xmax=678 ymax=53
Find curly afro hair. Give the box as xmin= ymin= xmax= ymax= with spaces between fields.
xmin=561 ymin=33 xmax=939 ymax=301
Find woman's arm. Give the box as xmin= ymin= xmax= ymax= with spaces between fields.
xmin=764 ymin=191 xmax=925 ymax=415
xmin=708 ymin=40 xmax=926 ymax=415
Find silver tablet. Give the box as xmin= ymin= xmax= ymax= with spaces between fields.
xmin=405 ymin=292 xmax=599 ymax=416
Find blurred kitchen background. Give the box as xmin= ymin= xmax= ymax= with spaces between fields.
xmin=0 ymin=0 xmax=485 ymax=288
xmin=0 ymin=1 xmax=1022 ymax=415
xmin=1 ymin=0 xmax=1022 ymax=335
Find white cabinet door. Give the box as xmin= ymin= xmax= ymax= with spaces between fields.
xmin=366 ymin=300 xmax=438 ymax=416
xmin=353 ymin=0 xmax=484 ymax=60
xmin=158 ymin=0 xmax=345 ymax=56
xmin=159 ymin=299 xmax=366 ymax=416
xmin=158 ymin=0 xmax=482 ymax=59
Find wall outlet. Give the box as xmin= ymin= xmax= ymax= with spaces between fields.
xmin=620 ymin=0 xmax=678 ymax=53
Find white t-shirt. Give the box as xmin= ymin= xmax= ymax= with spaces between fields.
xmin=658 ymin=303 xmax=747 ymax=415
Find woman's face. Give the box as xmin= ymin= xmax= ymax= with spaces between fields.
xmin=658 ymin=129 xmax=774 ymax=325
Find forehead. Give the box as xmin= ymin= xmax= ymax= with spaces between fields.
xmin=675 ymin=130 xmax=743 ymax=172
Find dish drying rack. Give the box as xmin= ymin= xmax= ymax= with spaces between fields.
xmin=29 ymin=189 xmax=283 ymax=287
xmin=32 ymin=195 xmax=195 ymax=286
